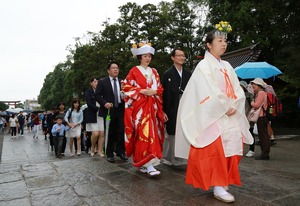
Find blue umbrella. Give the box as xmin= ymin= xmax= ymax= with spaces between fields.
xmin=235 ymin=62 xmax=282 ymax=79
xmin=0 ymin=111 xmax=7 ymax=116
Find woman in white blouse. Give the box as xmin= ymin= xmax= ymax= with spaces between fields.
xmin=9 ymin=113 xmax=18 ymax=138
xmin=65 ymin=100 xmax=83 ymax=156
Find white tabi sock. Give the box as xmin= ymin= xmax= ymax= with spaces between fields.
xmin=214 ymin=186 xmax=228 ymax=196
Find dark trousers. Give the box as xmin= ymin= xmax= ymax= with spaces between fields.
xmin=42 ymin=126 xmax=48 ymax=138
xmin=49 ymin=134 xmax=54 ymax=151
xmin=62 ymin=136 xmax=67 ymax=153
xmin=249 ymin=127 xmax=255 ymax=152
xmin=11 ymin=127 xmax=17 ymax=136
xmin=257 ymin=116 xmax=271 ymax=158
xmin=48 ymin=125 xmax=54 ymax=147
xmin=54 ymin=136 xmax=64 ymax=157
xmin=49 ymin=134 xmax=54 ymax=147
xmin=80 ymin=132 xmax=85 ymax=151
xmin=106 ymin=108 xmax=125 ymax=157
xmin=18 ymin=125 xmax=24 ymax=135
xmin=85 ymin=132 xmax=91 ymax=153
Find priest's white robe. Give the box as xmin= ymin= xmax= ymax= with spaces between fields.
xmin=175 ymin=51 xmax=253 ymax=159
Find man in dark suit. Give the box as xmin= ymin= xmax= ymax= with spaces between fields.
xmin=94 ymin=61 xmax=127 ymax=163
xmin=162 ymin=48 xmax=191 ymax=166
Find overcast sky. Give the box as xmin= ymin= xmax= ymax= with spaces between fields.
xmin=0 ymin=0 xmax=170 ymax=105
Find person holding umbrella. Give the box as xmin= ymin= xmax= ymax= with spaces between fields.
xmin=94 ymin=62 xmax=127 ymax=163
xmin=250 ymin=78 xmax=270 ymax=160
xmin=122 ymin=42 xmax=164 ymax=177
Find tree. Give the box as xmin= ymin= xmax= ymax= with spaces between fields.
xmin=37 ymin=0 xmax=213 ymax=107
xmin=16 ymin=103 xmax=24 ymax=108
xmin=38 ymin=63 xmax=69 ymax=109
xmin=0 ymin=102 xmax=8 ymax=111
xmin=38 ymin=0 xmax=299 ymax=126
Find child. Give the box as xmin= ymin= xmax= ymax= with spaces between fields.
xmin=52 ymin=115 xmax=68 ymax=158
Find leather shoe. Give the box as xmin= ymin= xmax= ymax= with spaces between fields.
xmin=107 ymin=156 xmax=115 ymax=163
xmin=118 ymin=154 xmax=128 ymax=161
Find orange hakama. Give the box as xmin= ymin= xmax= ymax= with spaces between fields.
xmin=186 ymin=137 xmax=242 ymax=190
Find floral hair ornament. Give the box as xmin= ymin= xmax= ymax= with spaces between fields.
xmin=214 ymin=21 xmax=232 ymax=38
xmin=131 ymin=41 xmax=155 ymax=56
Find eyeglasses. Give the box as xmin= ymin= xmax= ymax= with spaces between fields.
xmin=174 ymin=55 xmax=186 ymax=58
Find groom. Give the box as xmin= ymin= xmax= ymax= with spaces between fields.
xmin=94 ymin=61 xmax=127 ymax=163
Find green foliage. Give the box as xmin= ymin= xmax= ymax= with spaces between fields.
xmin=16 ymin=103 xmax=24 ymax=108
xmin=0 ymin=102 xmax=9 ymax=111
xmin=38 ymin=63 xmax=70 ymax=109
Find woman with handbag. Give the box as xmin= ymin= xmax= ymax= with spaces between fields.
xmin=250 ymin=78 xmax=270 ymax=160
xmin=240 ymin=81 xmax=255 ymax=157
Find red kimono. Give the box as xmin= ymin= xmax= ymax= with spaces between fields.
xmin=122 ymin=66 xmax=164 ymax=167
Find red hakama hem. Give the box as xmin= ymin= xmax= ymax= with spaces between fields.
xmin=186 ymin=137 xmax=242 ymax=190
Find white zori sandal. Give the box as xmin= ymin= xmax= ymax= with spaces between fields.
xmin=146 ymin=165 xmax=160 ymax=177
xmin=213 ymin=186 xmax=235 ymax=203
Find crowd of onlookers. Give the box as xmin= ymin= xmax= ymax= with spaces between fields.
xmin=0 ymin=108 xmax=93 ymax=158
xmin=0 ymin=111 xmax=29 ymax=137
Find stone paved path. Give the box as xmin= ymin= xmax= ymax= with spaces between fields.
xmin=0 ymin=128 xmax=299 ymax=206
